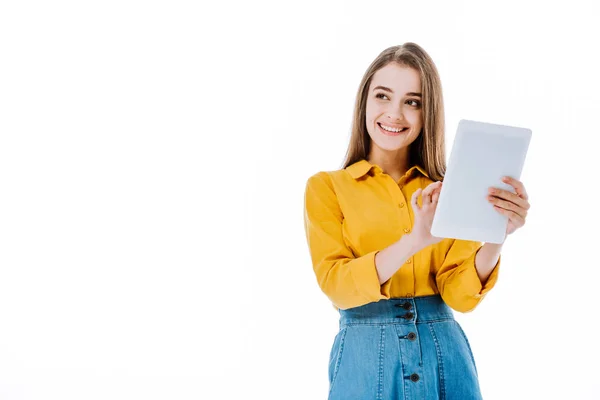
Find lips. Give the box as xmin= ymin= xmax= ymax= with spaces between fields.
xmin=377 ymin=122 xmax=408 ymax=136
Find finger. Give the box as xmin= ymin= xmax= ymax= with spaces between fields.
xmin=489 ymin=187 xmax=530 ymax=211
xmin=490 ymin=194 xmax=528 ymax=220
xmin=502 ymin=176 xmax=529 ymax=201
xmin=422 ymin=181 xmax=441 ymax=202
xmin=433 ymin=182 xmax=443 ymax=198
xmin=423 ymin=181 xmax=440 ymax=196
xmin=432 ymin=182 xmax=443 ymax=202
xmin=488 ymin=195 xmax=528 ymax=220
xmin=494 ymin=204 xmax=526 ymax=227
xmin=412 ymin=188 xmax=422 ymax=210
xmin=422 ymin=190 xmax=432 ymax=206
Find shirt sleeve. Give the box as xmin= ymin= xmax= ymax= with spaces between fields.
xmin=303 ymin=172 xmax=389 ymax=310
xmin=435 ymin=239 xmax=501 ymax=313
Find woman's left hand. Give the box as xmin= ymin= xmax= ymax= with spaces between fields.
xmin=488 ymin=176 xmax=530 ymax=236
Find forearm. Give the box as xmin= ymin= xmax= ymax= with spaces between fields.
xmin=375 ymin=233 xmax=423 ymax=285
xmin=475 ymin=242 xmax=503 ymax=284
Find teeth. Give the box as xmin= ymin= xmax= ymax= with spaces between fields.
xmin=379 ymin=123 xmax=406 ymax=133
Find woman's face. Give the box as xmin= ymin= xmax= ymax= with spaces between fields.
xmin=365 ymin=63 xmax=423 ymax=153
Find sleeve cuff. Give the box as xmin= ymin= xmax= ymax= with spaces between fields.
xmin=459 ymin=251 xmax=501 ymax=299
xmin=350 ymin=250 xmax=390 ymax=303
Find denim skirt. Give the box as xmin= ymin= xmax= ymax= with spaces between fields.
xmin=327 ymin=295 xmax=482 ymax=400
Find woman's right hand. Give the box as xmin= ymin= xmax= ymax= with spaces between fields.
xmin=410 ymin=181 xmax=444 ymax=248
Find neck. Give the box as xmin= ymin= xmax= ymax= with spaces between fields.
xmin=367 ymin=147 xmax=410 ymax=179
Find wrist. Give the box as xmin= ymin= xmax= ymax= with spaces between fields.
xmin=402 ymin=233 xmax=425 ymax=253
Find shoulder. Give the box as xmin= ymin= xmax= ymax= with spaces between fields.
xmin=305 ymin=169 xmax=349 ymax=191
xmin=304 ymin=169 xmax=357 ymax=210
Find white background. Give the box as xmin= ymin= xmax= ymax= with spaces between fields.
xmin=1 ymin=0 xmax=599 ymax=399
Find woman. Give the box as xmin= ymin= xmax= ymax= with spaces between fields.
xmin=303 ymin=43 xmax=530 ymax=399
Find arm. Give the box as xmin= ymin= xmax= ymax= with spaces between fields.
xmin=475 ymin=242 xmax=503 ymax=283
xmin=375 ymin=233 xmax=422 ymax=285
xmin=436 ymin=239 xmax=501 ymax=313
xmin=303 ymin=172 xmax=422 ymax=310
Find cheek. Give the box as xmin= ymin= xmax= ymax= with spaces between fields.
xmin=365 ymin=102 xmax=383 ymax=122
xmin=364 ymin=109 xmax=376 ymax=126
xmin=405 ymin=112 xmax=422 ymax=127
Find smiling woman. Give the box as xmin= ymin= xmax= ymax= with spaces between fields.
xmin=302 ymin=42 xmax=530 ymax=400
xmin=367 ymin=67 xmax=424 ymax=154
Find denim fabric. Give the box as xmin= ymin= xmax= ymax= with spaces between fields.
xmin=327 ymin=295 xmax=482 ymax=400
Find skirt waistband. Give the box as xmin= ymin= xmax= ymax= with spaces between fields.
xmin=338 ymin=295 xmax=454 ymax=326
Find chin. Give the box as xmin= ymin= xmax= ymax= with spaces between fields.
xmin=372 ymin=140 xmax=409 ymax=152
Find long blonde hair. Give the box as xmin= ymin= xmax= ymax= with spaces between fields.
xmin=341 ymin=43 xmax=447 ymax=181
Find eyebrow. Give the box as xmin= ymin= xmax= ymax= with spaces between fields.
xmin=373 ymin=85 xmax=422 ymax=97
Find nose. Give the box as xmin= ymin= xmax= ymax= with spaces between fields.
xmin=386 ymin=108 xmax=405 ymax=121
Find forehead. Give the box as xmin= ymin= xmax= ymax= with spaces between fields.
xmin=370 ymin=63 xmax=421 ymax=91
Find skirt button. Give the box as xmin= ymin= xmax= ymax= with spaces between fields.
xmin=410 ymin=373 xmax=420 ymax=382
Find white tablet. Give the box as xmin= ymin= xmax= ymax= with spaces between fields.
xmin=430 ymin=119 xmax=532 ymax=244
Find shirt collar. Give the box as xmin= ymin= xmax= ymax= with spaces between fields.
xmin=346 ymin=159 xmax=429 ymax=180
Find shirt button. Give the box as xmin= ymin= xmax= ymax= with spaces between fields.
xmin=403 ymin=228 xmax=410 ymax=233
xmin=410 ymin=373 xmax=420 ymax=382
xmin=406 ymin=259 xmax=412 ymax=264
xmin=407 ymin=332 xmax=417 ymax=341
xmin=399 ymin=202 xmax=405 ymax=208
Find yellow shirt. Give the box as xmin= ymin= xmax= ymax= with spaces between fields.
xmin=303 ymin=159 xmax=501 ymax=313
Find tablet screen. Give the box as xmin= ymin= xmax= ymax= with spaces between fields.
xmin=430 ymin=119 xmax=532 ymax=244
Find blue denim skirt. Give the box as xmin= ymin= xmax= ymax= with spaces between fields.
xmin=328 ymin=295 xmax=482 ymax=400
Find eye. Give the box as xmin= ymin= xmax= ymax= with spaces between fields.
xmin=407 ymin=99 xmax=421 ymax=107
xmin=375 ymin=93 xmax=389 ymax=100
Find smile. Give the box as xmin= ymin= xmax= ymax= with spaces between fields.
xmin=378 ymin=123 xmax=408 ymax=136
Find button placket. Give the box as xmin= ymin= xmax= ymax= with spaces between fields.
xmin=394 ymin=298 xmax=423 ymax=390
xmin=396 ymin=181 xmax=414 ymax=270
xmin=394 ymin=302 xmax=415 ymax=321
